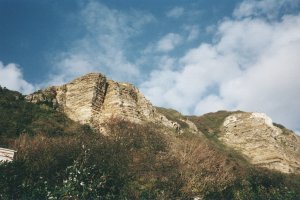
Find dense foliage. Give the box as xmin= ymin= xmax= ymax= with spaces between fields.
xmin=0 ymin=87 xmax=299 ymax=199
xmin=0 ymin=120 xmax=182 ymax=199
xmin=0 ymin=86 xmax=87 ymax=147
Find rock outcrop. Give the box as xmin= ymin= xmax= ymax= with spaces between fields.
xmin=220 ymin=112 xmax=300 ymax=174
xmin=25 ymin=73 xmax=300 ymax=174
xmin=0 ymin=147 xmax=16 ymax=162
xmin=25 ymin=73 xmax=184 ymax=133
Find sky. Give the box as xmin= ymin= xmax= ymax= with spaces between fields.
xmin=0 ymin=0 xmax=300 ymax=133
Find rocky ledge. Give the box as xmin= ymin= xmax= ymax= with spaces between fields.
xmin=25 ymin=73 xmax=196 ymax=134
xmin=25 ymin=73 xmax=300 ymax=174
xmin=220 ymin=112 xmax=300 ymax=174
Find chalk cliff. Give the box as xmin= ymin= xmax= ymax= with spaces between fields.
xmin=25 ymin=73 xmax=190 ymax=133
xmin=25 ymin=73 xmax=300 ymax=174
xmin=220 ymin=112 xmax=300 ymax=173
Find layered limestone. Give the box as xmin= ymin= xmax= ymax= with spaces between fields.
xmin=26 ymin=73 xmax=107 ymax=124
xmin=25 ymin=73 xmax=183 ymax=133
xmin=24 ymin=73 xmax=300 ymax=174
xmin=0 ymin=147 xmax=16 ymax=162
xmin=220 ymin=112 xmax=300 ymax=174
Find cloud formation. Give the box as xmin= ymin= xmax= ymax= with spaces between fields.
xmin=47 ymin=0 xmax=154 ymax=85
xmin=141 ymin=0 xmax=300 ymax=131
xmin=1 ymin=0 xmax=298 ymax=133
xmin=186 ymin=25 xmax=199 ymax=42
xmin=156 ymin=33 xmax=183 ymax=52
xmin=166 ymin=7 xmax=184 ymax=18
xmin=0 ymin=62 xmax=34 ymax=94
xmin=234 ymin=0 xmax=299 ymax=19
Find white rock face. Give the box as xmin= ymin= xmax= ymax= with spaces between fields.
xmin=220 ymin=112 xmax=300 ymax=174
xmin=250 ymin=113 xmax=274 ymax=127
xmin=0 ymin=147 xmax=16 ymax=162
xmin=184 ymin=119 xmax=199 ymax=134
xmin=25 ymin=73 xmax=183 ymax=133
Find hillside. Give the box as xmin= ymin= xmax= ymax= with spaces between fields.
xmin=25 ymin=73 xmax=183 ymax=134
xmin=187 ymin=111 xmax=300 ymax=173
xmin=0 ymin=74 xmax=300 ymax=199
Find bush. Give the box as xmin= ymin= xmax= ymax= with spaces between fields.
xmin=0 ymin=118 xmax=184 ymax=199
xmin=0 ymin=87 xmax=299 ymax=199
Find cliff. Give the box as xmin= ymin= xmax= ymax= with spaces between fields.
xmin=25 ymin=73 xmax=300 ymax=174
xmin=25 ymin=73 xmax=194 ymax=133
xmin=2 ymin=75 xmax=300 ymax=199
xmin=220 ymin=112 xmax=300 ymax=173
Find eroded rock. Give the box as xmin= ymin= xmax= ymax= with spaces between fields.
xmin=25 ymin=73 xmax=183 ymax=133
xmin=220 ymin=112 xmax=300 ymax=174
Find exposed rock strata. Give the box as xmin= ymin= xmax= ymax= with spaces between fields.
xmin=0 ymin=147 xmax=16 ymax=162
xmin=220 ymin=112 xmax=300 ymax=174
xmin=25 ymin=73 xmax=300 ymax=174
xmin=25 ymin=73 xmax=185 ymax=133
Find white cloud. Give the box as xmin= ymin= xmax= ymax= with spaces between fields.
xmin=233 ymin=0 xmax=299 ymax=19
xmin=186 ymin=25 xmax=199 ymax=41
xmin=195 ymin=95 xmax=226 ymax=114
xmin=205 ymin=25 xmax=217 ymax=34
xmin=141 ymin=0 xmax=300 ymax=132
xmin=47 ymin=0 xmax=154 ymax=85
xmin=0 ymin=62 xmax=34 ymax=94
xmin=166 ymin=7 xmax=184 ymax=18
xmin=156 ymin=33 xmax=183 ymax=52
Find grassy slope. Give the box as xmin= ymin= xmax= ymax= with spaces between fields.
xmin=0 ymin=87 xmax=182 ymax=199
xmin=0 ymin=88 xmax=299 ymax=199
xmin=157 ymin=107 xmax=300 ymax=199
xmin=155 ymin=107 xmax=189 ymax=129
xmin=0 ymin=86 xmax=91 ymax=147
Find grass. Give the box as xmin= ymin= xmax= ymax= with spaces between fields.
xmin=155 ymin=107 xmax=189 ymax=129
xmin=273 ymin=122 xmax=294 ymax=135
xmin=0 ymin=86 xmax=88 ymax=147
xmin=0 ymin=86 xmax=299 ymax=199
xmin=187 ymin=110 xmax=242 ymax=137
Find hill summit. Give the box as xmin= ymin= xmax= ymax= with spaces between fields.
xmin=25 ymin=73 xmax=189 ymax=133
xmin=25 ymin=72 xmax=300 ymax=175
xmin=1 ymin=73 xmax=300 ymax=199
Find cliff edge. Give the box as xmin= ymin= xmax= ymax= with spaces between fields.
xmin=220 ymin=112 xmax=300 ymax=173
xmin=25 ymin=73 xmax=195 ymax=133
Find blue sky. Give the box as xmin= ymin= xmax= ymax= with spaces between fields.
xmin=0 ymin=0 xmax=239 ymax=83
xmin=1 ymin=0 xmax=300 ymax=133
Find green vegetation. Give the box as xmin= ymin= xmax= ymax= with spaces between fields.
xmin=0 ymin=87 xmax=299 ymax=199
xmin=188 ymin=110 xmax=240 ymax=137
xmin=186 ymin=111 xmax=300 ymax=199
xmin=0 ymin=86 xmax=87 ymax=147
xmin=273 ymin=122 xmax=294 ymax=135
xmin=0 ymin=120 xmax=182 ymax=199
xmin=156 ymin=107 xmax=189 ymax=129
